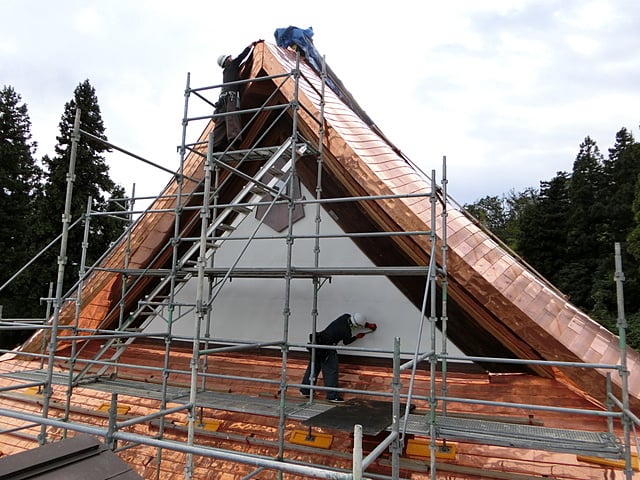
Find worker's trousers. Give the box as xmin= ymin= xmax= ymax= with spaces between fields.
xmin=300 ymin=349 xmax=340 ymax=400
xmin=212 ymin=93 xmax=242 ymax=150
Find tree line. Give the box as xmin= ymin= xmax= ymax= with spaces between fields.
xmin=0 ymin=81 xmax=126 ymax=348
xmin=465 ymin=128 xmax=640 ymax=350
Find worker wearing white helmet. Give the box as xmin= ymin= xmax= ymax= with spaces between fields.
xmin=300 ymin=313 xmax=378 ymax=403
xmin=212 ymin=41 xmax=258 ymax=151
xmin=217 ymin=54 xmax=231 ymax=68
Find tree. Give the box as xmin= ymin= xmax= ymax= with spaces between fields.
xmin=596 ymin=128 xmax=640 ymax=314
xmin=0 ymin=86 xmax=44 ymax=347
xmin=559 ymin=137 xmax=607 ymax=310
xmin=37 ymin=79 xmax=126 ymax=295
xmin=605 ymin=128 xmax=638 ymax=244
xmin=0 ymin=88 xmax=42 ymax=303
xmin=502 ymin=188 xmax=538 ymax=251
xmin=464 ymin=189 xmax=537 ymax=251
xmin=628 ymin=171 xmax=640 ymax=262
xmin=465 ymin=195 xmax=508 ymax=233
xmin=518 ymin=172 xmax=570 ymax=284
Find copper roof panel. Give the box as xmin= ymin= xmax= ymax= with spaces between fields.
xmin=256 ymin=42 xmax=639 ymax=408
xmin=9 ymin=51 xmax=638 ymax=480
xmin=0 ymin=345 xmax=632 ymax=479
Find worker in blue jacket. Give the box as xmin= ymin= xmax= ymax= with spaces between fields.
xmin=300 ymin=313 xmax=377 ymax=402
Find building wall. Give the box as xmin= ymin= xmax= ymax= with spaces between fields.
xmin=146 ymin=183 xmax=463 ymax=359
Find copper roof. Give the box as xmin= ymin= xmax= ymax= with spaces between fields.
xmin=2 ymin=39 xmax=638 ymax=478
xmin=252 ymin=41 xmax=640 ymax=410
xmin=21 ymin=40 xmax=640 ymax=409
xmin=0 ymin=344 xmax=632 ymax=479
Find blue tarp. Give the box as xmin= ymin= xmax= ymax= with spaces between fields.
xmin=274 ymin=26 xmax=400 ymax=157
xmin=274 ymin=26 xmax=324 ymax=73
xmin=274 ymin=26 xmax=375 ymax=126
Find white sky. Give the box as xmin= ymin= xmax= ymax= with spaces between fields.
xmin=3 ymin=0 xmax=639 ymax=206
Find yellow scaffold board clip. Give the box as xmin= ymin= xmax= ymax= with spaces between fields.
xmin=406 ymin=438 xmax=457 ymax=460
xmin=23 ymin=387 xmax=43 ymax=396
xmin=577 ymin=453 xmax=638 ymax=471
xmin=289 ymin=429 xmax=333 ymax=449
xmin=193 ymin=420 xmax=222 ymax=432
xmin=97 ymin=403 xmax=131 ymax=415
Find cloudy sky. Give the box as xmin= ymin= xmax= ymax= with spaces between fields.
xmin=3 ymin=0 xmax=639 ymax=206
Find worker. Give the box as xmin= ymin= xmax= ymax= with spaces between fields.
xmin=213 ymin=41 xmax=258 ymax=151
xmin=300 ymin=313 xmax=378 ymax=403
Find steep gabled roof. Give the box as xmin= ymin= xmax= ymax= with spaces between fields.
xmin=2 ymin=38 xmax=638 ymax=479
xmin=19 ymin=40 xmax=640 ymax=412
xmin=249 ymin=41 xmax=640 ymax=410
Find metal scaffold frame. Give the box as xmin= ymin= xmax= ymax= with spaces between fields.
xmin=0 ymin=48 xmax=638 ymax=480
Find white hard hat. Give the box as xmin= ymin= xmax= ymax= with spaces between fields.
xmin=350 ymin=313 xmax=366 ymax=328
xmin=217 ymin=54 xmax=230 ymax=68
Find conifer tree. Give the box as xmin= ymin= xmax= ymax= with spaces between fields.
xmin=594 ymin=128 xmax=640 ymax=315
xmin=556 ymin=137 xmax=607 ymax=310
xmin=0 ymin=87 xmax=42 ymax=306
xmin=604 ymin=128 xmax=640 ymax=242
xmin=0 ymin=86 xmax=44 ymax=347
xmin=37 ymin=80 xmax=126 ymax=294
xmin=628 ymin=161 xmax=640 ymax=264
xmin=518 ymin=172 xmax=570 ymax=285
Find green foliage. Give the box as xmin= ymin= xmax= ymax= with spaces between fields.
xmin=466 ymin=128 xmax=640 ymax=351
xmin=626 ymin=312 xmax=640 ymax=353
xmin=0 ymin=81 xmax=126 ymax=349
xmin=36 ymin=80 xmax=126 ymax=295
xmin=518 ymin=173 xmax=570 ymax=283
xmin=464 ymin=189 xmax=537 ymax=251
xmin=465 ymin=195 xmax=508 ymax=231
xmin=0 ymin=86 xmax=45 ymax=347
xmin=563 ymin=137 xmax=608 ymax=309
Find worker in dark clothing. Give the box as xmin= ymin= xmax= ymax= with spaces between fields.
xmin=300 ymin=313 xmax=378 ymax=402
xmin=213 ymin=42 xmax=257 ymax=151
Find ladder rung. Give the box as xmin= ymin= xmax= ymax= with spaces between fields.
xmin=268 ymin=167 xmax=285 ymax=177
xmin=232 ymin=205 xmax=251 ymax=214
xmin=250 ymin=186 xmax=268 ymax=195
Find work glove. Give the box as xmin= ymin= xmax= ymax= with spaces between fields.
xmin=364 ymin=322 xmax=377 ymax=331
xmin=355 ymin=332 xmax=366 ymax=339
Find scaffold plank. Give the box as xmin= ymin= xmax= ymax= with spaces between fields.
xmin=0 ymin=370 xmax=331 ymax=420
xmin=400 ymin=413 xmax=623 ymax=459
xmin=1 ymin=370 xmax=622 ymax=459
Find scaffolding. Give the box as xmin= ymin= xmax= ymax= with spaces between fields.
xmin=0 ymin=47 xmax=638 ymax=480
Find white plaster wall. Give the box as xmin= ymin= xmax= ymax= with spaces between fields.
xmin=146 ymin=185 xmax=462 ymax=359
